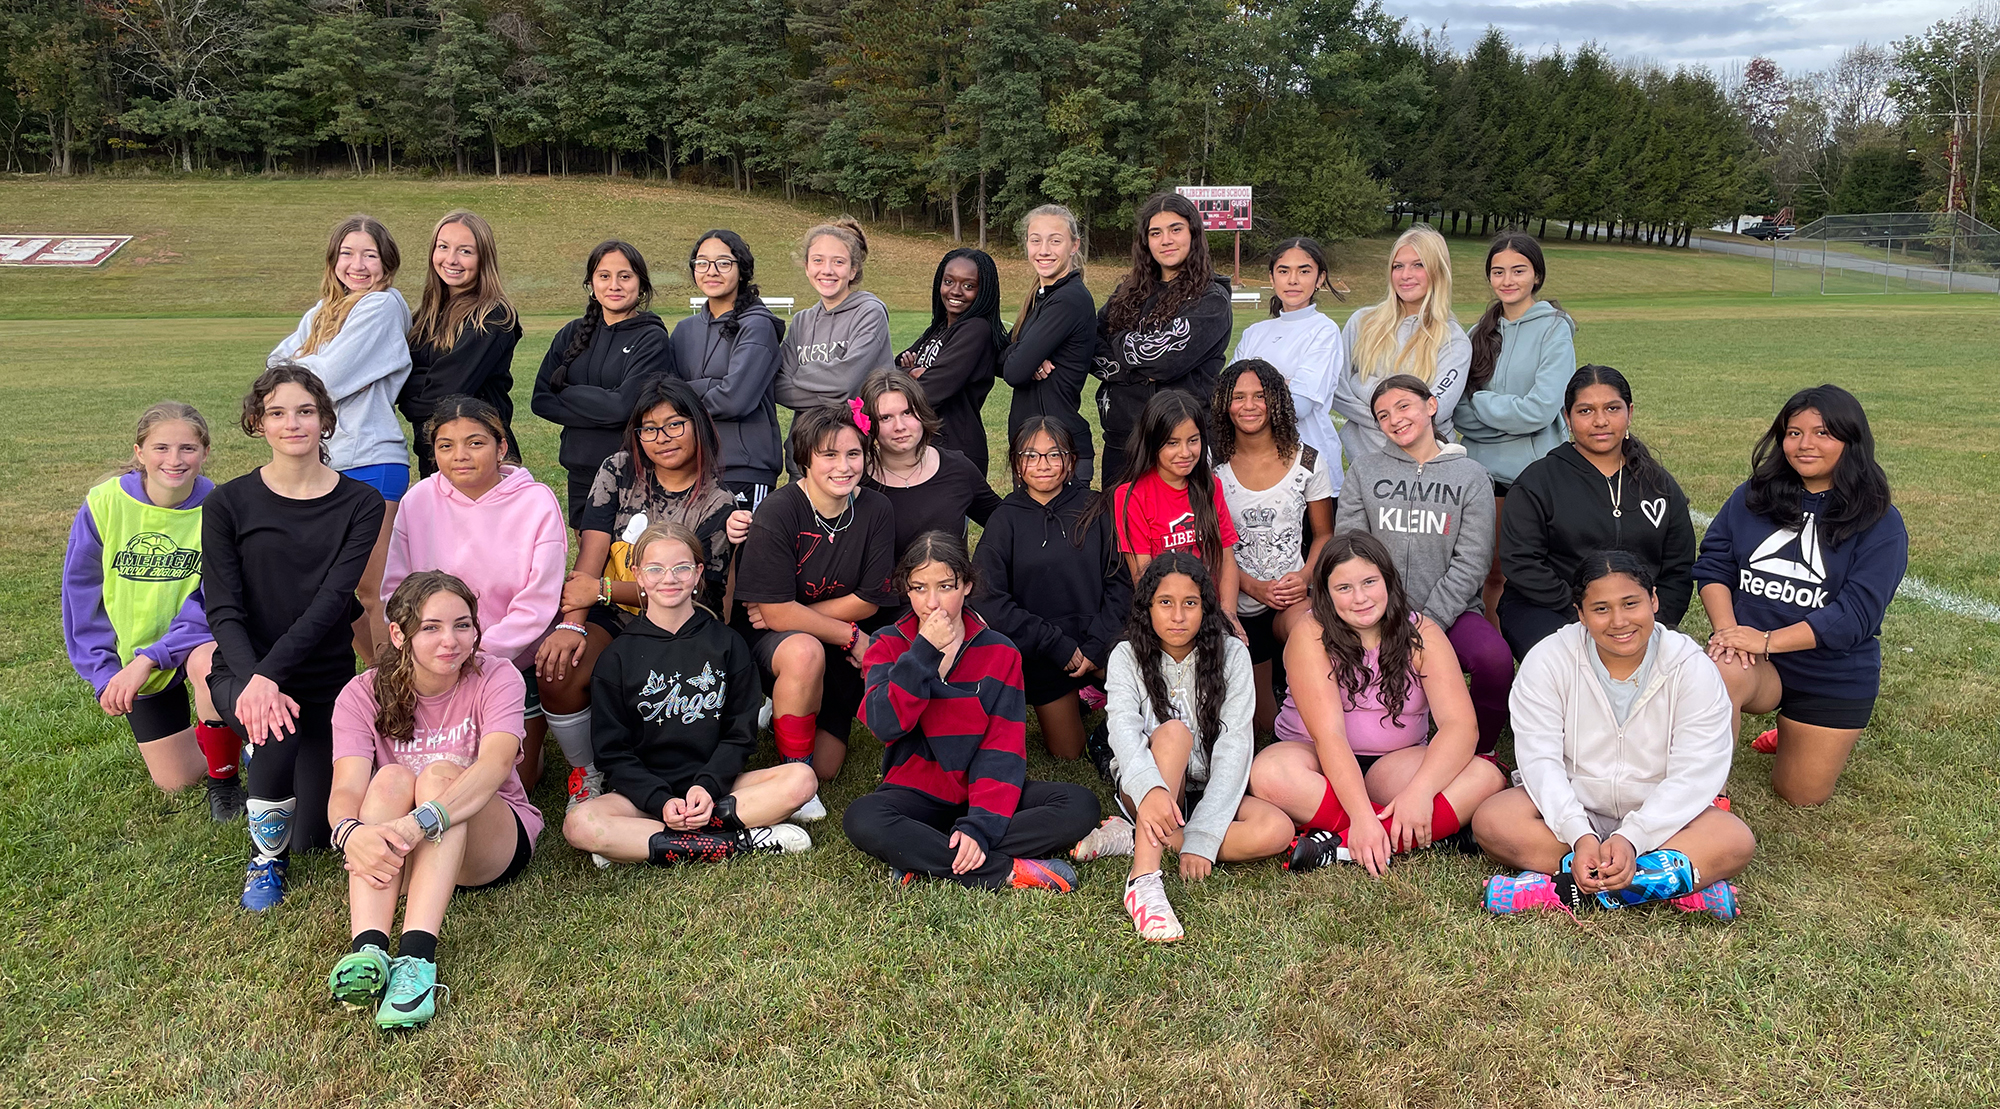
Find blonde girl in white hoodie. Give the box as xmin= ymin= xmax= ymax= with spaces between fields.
xmin=1472 ymin=549 xmax=1754 ymax=919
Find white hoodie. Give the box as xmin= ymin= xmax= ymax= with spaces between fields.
xmin=269 ymin=288 xmax=414 ymax=471
xmin=1510 ymin=622 xmax=1733 ymax=855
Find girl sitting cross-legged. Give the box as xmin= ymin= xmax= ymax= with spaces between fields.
xmin=563 ymin=522 xmax=817 ymax=867
xmin=846 ymin=532 xmax=1100 ymax=890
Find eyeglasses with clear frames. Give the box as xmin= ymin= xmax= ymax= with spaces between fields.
xmin=638 ymin=419 xmax=692 ymax=442
xmin=638 ymin=562 xmax=699 ymax=582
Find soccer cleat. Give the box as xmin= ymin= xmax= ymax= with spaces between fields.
xmin=590 ymin=852 xmax=612 ymax=870
xmin=1078 ymin=684 xmax=1107 ymax=712
xmin=1009 ymin=857 xmax=1078 ymax=892
xmin=732 ymin=824 xmax=813 ymax=855
xmin=1084 ymin=720 xmax=1118 ymax=785
xmin=646 ymin=829 xmax=738 ymax=866
xmin=240 ymin=857 xmax=288 ymax=912
xmin=792 ymin=792 xmax=828 ymax=823
xmin=1670 ymin=881 xmax=1741 ymax=921
xmin=328 ymin=945 xmax=391 ymax=1008
xmin=1283 ymin=829 xmax=1352 ymax=874
xmin=374 ymin=956 xmax=446 ymax=1030
xmin=205 ymin=776 xmax=246 ymax=822
xmin=1483 ymin=871 xmax=1571 ymax=915
xmin=1071 ymin=816 xmax=1136 ymax=861
xmin=1751 ymin=728 xmax=1779 ymax=754
xmin=705 ymin=795 xmax=747 ymax=833
xmin=566 ymin=766 xmax=604 ymax=813
xmin=1124 ymin=870 xmax=1184 ymax=941
xmin=889 ymin=868 xmax=919 ymax=887
xmin=758 ymin=696 xmax=774 ymax=731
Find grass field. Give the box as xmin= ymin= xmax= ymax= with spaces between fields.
xmin=5 ymin=177 xmax=2000 ymax=1108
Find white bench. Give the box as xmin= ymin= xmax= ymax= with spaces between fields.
xmin=689 ymin=296 xmax=796 ymax=315
xmin=1231 ymin=290 xmax=1264 ymax=307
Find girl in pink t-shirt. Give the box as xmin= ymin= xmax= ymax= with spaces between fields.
xmin=1106 ymin=391 xmax=1244 ymax=634
xmin=324 ymin=570 xmax=542 ymax=1030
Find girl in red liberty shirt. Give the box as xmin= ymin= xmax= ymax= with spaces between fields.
xmin=1106 ymin=391 xmax=1244 ymax=637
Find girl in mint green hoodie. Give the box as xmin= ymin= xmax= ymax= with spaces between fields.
xmin=1452 ymin=233 xmax=1576 ymax=622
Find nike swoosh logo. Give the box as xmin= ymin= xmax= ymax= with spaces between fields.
xmin=390 ymin=986 xmax=436 ymax=1013
xmin=622 ymin=345 xmax=634 ymax=353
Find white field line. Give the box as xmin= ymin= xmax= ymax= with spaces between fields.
xmin=1688 ymin=508 xmax=2000 ymax=625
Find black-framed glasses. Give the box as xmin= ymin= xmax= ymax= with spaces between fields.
xmin=1018 ymin=449 xmax=1072 ymax=465
xmin=691 ymin=259 xmax=738 ymax=274
xmin=638 ymin=419 xmax=692 ymax=441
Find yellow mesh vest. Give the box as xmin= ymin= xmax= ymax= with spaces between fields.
xmin=85 ymin=478 xmax=205 ymax=696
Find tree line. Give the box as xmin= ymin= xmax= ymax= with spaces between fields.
xmin=4 ymin=0 xmax=1982 ymax=250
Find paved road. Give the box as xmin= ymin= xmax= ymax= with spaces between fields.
xmin=1690 ymin=232 xmax=2000 ymax=293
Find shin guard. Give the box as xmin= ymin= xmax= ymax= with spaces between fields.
xmin=246 ymin=796 xmax=295 ymax=864
xmin=773 ymin=714 xmax=816 ymax=763
xmin=1561 ymin=848 xmax=1700 ymax=909
xmin=195 ymin=721 xmax=241 ymax=780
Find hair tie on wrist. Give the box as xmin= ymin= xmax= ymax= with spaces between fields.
xmin=847 ymin=396 xmax=871 ymax=434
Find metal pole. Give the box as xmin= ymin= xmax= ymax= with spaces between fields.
xmin=1948 ymin=225 xmax=1956 ymax=293
xmin=1821 ymin=233 xmax=1828 ymax=295
xmin=1233 ymin=231 xmax=1241 ymax=288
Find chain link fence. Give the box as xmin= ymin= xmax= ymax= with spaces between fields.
xmin=1769 ymin=212 xmax=2000 ymax=295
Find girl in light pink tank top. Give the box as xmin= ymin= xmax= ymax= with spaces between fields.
xmin=1273 ymin=614 xmax=1428 ymax=754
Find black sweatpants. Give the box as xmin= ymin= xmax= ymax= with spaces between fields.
xmin=211 ymin=668 xmax=336 ymax=853
xmin=1497 ymin=590 xmax=1575 ymax=663
xmin=843 ymin=781 xmax=1101 ymax=888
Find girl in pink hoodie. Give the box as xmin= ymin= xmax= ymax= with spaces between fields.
xmin=384 ymin=395 xmax=568 ymax=786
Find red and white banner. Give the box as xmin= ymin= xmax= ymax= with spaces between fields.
xmin=0 ymin=235 xmax=132 ymax=267
xmin=1175 ymin=186 xmax=1253 ymax=231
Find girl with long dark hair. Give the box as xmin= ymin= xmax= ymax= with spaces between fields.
xmin=848 ymin=532 xmax=1099 ymax=890
xmin=402 ymin=210 xmax=522 ymax=477
xmin=538 ymin=378 xmax=749 ymax=815
xmin=1694 ymin=384 xmax=1907 ymax=806
xmin=1497 ymin=365 xmax=1696 ymax=660
xmin=204 ymin=364 xmax=385 ymax=911
xmin=1452 ymin=232 xmax=1578 ymax=622
xmin=1329 ymin=225 xmax=1467 ymax=464
xmin=531 ymin=239 xmax=677 ymax=525
xmin=971 ymin=418 xmax=1131 ymax=760
xmin=1251 ymin=534 xmax=1503 ymax=876
xmin=860 ymin=368 xmax=1002 ymax=569
xmin=673 ymin=229 xmax=786 ymax=510
xmin=325 ymin=571 xmax=543 ymax=1029
xmin=1080 ymin=554 xmax=1293 ymax=942
xmin=1234 ymin=236 xmax=1346 ymax=478
xmin=897 ymin=248 xmax=1007 ymax=475
xmin=1211 ymin=359 xmax=1335 ymax=731
xmin=1476 ymin=552 xmax=1753 ymax=920
xmin=1001 ymin=204 xmax=1098 ymax=484
xmin=1106 ymin=391 xmax=1244 ymax=630
xmin=1093 ymin=192 xmax=1234 ymax=482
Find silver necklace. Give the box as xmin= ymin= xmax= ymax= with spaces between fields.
xmin=813 ymin=495 xmax=855 ymax=544
xmin=1606 ymin=468 xmax=1624 ymax=519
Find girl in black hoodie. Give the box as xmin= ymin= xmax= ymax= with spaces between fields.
xmin=532 ymin=240 xmax=678 ymax=525
xmin=1002 ymin=204 xmax=1099 ymax=486
xmin=673 ymin=229 xmax=785 ymax=509
xmin=1093 ymin=192 xmax=1234 ymax=483
xmin=401 ymin=210 xmax=523 ymax=477
xmin=562 ymin=522 xmax=817 ymax=867
xmin=898 ymin=248 xmax=1007 ymax=475
xmin=1497 ymin=365 xmax=1697 ymax=660
xmin=971 ymin=418 xmax=1131 ymax=759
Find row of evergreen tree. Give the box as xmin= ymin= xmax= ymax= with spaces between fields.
xmin=4 ymin=0 xmax=1756 ymax=249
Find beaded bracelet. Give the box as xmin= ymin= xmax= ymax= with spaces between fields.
xmin=556 ymin=621 xmax=589 ymax=637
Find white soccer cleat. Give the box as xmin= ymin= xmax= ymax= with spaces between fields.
xmin=736 ymin=824 xmax=813 ymax=855
xmin=1072 ymin=816 xmax=1136 ymax=861
xmin=1124 ymin=870 xmax=1184 ymax=942
xmin=792 ymin=792 xmax=828 ymax=823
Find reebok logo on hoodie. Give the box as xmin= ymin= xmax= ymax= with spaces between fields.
xmin=1739 ymin=514 xmax=1829 ymax=609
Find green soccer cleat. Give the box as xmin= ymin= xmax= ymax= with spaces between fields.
xmin=374 ymin=956 xmax=446 ymax=1030
xmin=328 ymin=945 xmax=391 ymax=1008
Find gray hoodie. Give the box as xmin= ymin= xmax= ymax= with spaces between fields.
xmin=1336 ymin=439 xmax=1494 ymax=627
xmin=775 ymin=289 xmax=892 ymax=411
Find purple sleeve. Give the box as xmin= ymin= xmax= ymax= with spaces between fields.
xmin=61 ymin=502 xmax=121 ymax=693
xmin=137 ymin=586 xmax=212 ymax=673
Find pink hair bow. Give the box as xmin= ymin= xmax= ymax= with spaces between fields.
xmin=847 ymin=395 xmax=872 ymax=434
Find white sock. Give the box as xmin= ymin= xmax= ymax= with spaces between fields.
xmin=543 ymin=707 xmax=594 ymax=772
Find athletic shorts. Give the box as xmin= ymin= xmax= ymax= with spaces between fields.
xmin=340 ymin=463 xmax=411 ymax=502
xmin=1779 ymin=689 xmax=1876 ymax=731
xmin=1022 ymin=652 xmax=1091 ymax=708
xmin=518 ymin=663 xmax=543 ymax=721
xmin=1240 ymin=608 xmax=1281 ymax=666
xmin=457 ymin=807 xmax=534 ymax=893
xmin=723 ymin=480 xmax=772 ymax=513
xmin=738 ymin=624 xmax=865 ymax=744
xmin=127 ymin=672 xmax=192 ymax=744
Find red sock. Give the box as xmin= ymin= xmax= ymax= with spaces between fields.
xmin=773 ymin=714 xmax=816 ymax=762
xmin=1306 ymin=783 xmax=1352 ymax=834
xmin=1430 ymin=793 xmax=1461 ymax=838
xmin=195 ymin=721 xmax=239 ymax=780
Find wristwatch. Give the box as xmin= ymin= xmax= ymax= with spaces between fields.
xmin=412 ymin=802 xmax=445 ymax=843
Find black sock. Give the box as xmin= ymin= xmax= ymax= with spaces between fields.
xmin=352 ymin=929 xmax=390 ymax=953
xmin=397 ymin=930 xmax=438 ymax=963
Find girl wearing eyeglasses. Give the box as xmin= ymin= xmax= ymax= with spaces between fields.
xmin=535 ymin=378 xmax=750 ymax=813
xmin=672 ymin=230 xmax=786 ymax=512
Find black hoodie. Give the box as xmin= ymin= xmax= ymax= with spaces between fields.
xmin=530 ymin=310 xmax=677 ymax=489
xmin=400 ymin=303 xmax=525 ymax=476
xmin=672 ymin=299 xmax=786 ymax=488
xmin=1499 ymin=441 xmax=1698 ymax=622
xmin=1092 ymin=274 xmax=1234 ymax=482
xmin=900 ymin=319 xmax=1000 ymax=476
xmin=590 ymin=607 xmax=762 ymax=814
xmin=1000 ymin=269 xmax=1099 ymax=479
xmin=970 ymin=483 xmax=1132 ymax=671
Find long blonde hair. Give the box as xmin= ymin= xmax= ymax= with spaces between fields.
xmin=409 ymin=209 xmax=518 ymax=353
xmin=1348 ymin=224 xmax=1455 ymax=387
xmin=301 ymin=214 xmax=400 ymax=356
xmin=1012 ymin=203 xmax=1083 ymax=336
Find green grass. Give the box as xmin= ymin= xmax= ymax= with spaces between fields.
xmin=5 ymin=177 xmax=2000 ymax=1108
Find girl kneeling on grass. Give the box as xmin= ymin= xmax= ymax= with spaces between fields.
xmin=1473 ymin=551 xmax=1754 ymax=920
xmin=63 ymin=402 xmax=241 ymax=819
xmin=1077 ymin=553 xmax=1294 ymax=942
xmin=1251 ymin=533 xmax=1505 ymax=875
xmin=325 ymin=571 xmax=543 ymax=1030
xmin=564 ymin=523 xmax=817 ymax=867
xmin=848 ymin=532 xmax=1099 ymax=890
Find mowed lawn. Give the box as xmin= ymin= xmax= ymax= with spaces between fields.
xmin=3 ymin=178 xmax=2000 ymax=1108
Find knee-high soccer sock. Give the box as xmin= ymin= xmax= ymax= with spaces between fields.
xmin=1561 ymin=847 xmax=1699 ymax=908
xmin=1309 ymin=787 xmax=1461 ymax=847
xmin=245 ymin=796 xmax=294 ymax=865
xmin=195 ymin=721 xmax=241 ymax=782
xmin=543 ymin=707 xmax=594 ymax=773
xmin=1429 ymin=794 xmax=1462 ymax=838
xmin=774 ymin=713 xmax=816 ymax=764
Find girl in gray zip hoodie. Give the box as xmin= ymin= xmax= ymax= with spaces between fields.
xmin=775 ymin=219 xmax=893 ymax=415
xmin=1336 ymin=374 xmax=1511 ymax=753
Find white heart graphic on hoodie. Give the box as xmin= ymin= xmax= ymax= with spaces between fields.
xmin=1641 ymin=498 xmax=1667 ymax=528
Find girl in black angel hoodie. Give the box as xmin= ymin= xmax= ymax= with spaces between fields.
xmin=1093 ymin=193 xmax=1235 ymax=483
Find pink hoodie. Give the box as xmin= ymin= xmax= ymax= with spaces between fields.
xmin=383 ymin=465 xmax=569 ymax=669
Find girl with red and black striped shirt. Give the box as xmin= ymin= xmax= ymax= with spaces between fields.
xmin=847 ymin=532 xmax=1100 ymax=889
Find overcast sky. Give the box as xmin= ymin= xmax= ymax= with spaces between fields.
xmin=1396 ymin=1 xmax=1970 ymax=77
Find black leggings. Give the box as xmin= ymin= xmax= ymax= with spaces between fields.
xmin=843 ymin=781 xmax=1101 ymax=888
xmin=213 ymin=672 xmax=336 ymax=853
